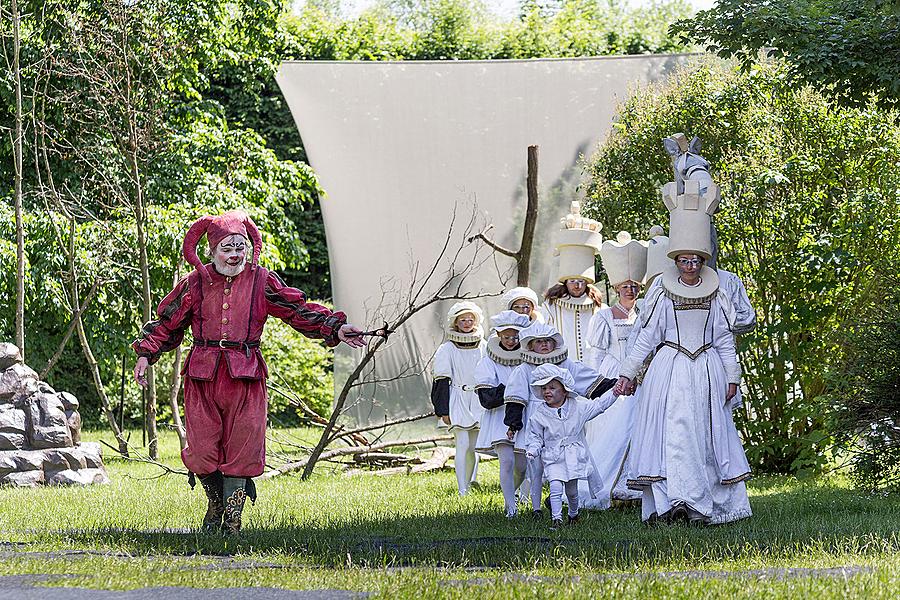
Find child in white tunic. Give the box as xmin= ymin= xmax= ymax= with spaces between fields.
xmin=474 ymin=310 xmax=531 ymax=517
xmin=504 ymin=322 xmax=617 ymax=518
xmin=502 ymin=287 xmax=544 ymax=323
xmin=431 ymin=301 xmax=487 ymax=496
xmin=525 ymin=364 xmax=618 ymax=529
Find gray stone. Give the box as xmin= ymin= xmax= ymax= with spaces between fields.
xmin=66 ymin=410 xmax=82 ymax=444
xmin=0 ymin=406 xmax=25 ymax=434
xmin=47 ymin=468 xmax=109 ymax=486
xmin=59 ymin=391 xmax=79 ymax=410
xmin=0 ymin=449 xmax=45 ymax=474
xmin=0 ymin=344 xmax=22 ymax=371
xmin=2 ymin=469 xmax=44 ymax=486
xmin=42 ymin=448 xmax=86 ymax=471
xmin=0 ymin=363 xmax=38 ymax=402
xmin=24 ymin=391 xmax=73 ymax=449
xmin=0 ymin=433 xmax=25 ymax=451
xmin=74 ymin=442 xmax=105 ymax=469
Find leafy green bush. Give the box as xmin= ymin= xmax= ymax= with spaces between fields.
xmin=583 ymin=59 xmax=900 ymax=474
xmin=264 ymin=318 xmax=335 ymax=422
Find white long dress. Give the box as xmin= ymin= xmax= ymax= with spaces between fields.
xmin=433 ymin=336 xmax=486 ymax=432
xmin=474 ymin=337 xmax=521 ymax=453
xmin=541 ymin=295 xmax=603 ymax=363
xmin=579 ymin=307 xmax=642 ymax=508
xmin=619 ymin=284 xmax=752 ymax=524
xmin=526 ymin=394 xmax=617 ymax=491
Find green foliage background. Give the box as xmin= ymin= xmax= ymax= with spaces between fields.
xmin=582 ymin=59 xmax=900 ymax=474
xmin=0 ymin=0 xmax=690 ymax=427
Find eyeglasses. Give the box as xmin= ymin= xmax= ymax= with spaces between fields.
xmin=618 ymin=283 xmax=640 ymax=290
xmin=676 ymin=258 xmax=703 ymax=267
xmin=511 ymin=304 xmax=533 ymax=311
xmin=565 ymin=279 xmax=586 ymax=285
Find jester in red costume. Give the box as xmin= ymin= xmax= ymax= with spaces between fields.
xmin=133 ymin=210 xmax=365 ymax=533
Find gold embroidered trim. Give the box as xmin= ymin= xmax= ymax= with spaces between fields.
xmin=626 ymin=475 xmax=665 ymax=490
xmin=674 ymin=302 xmax=711 ymax=311
xmin=721 ymin=472 xmax=753 ymax=485
xmin=662 ymin=287 xmax=717 ymax=305
xmin=661 ymin=341 xmax=713 ymax=361
xmin=446 ymin=328 xmax=484 ymax=344
xmin=553 ymin=295 xmax=598 ymax=311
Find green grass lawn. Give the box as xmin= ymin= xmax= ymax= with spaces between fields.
xmin=1 ymin=428 xmax=900 ymax=598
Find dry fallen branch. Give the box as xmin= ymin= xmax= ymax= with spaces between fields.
xmin=261 ymin=435 xmax=453 ymax=480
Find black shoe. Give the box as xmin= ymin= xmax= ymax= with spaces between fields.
xmin=531 ymin=509 xmax=544 ymax=521
xmin=567 ymin=514 xmax=580 ymax=525
xmin=668 ymin=504 xmax=688 ymax=524
xmin=550 ymin=519 xmax=563 ymax=531
xmin=198 ymin=472 xmax=225 ymax=532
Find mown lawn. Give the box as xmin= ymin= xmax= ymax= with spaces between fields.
xmin=1 ymin=428 xmax=899 ymax=598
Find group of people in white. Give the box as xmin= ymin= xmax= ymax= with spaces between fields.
xmin=430 ymin=172 xmax=756 ymax=529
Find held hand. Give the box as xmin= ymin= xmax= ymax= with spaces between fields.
xmin=338 ymin=324 xmax=367 ymax=348
xmin=441 ymin=415 xmax=451 ymax=426
xmin=134 ymin=357 xmax=149 ymax=388
xmin=526 ymin=452 xmax=537 ymax=460
xmin=613 ymin=376 xmax=632 ymax=397
xmin=506 ymin=428 xmax=516 ymax=441
xmin=726 ymin=383 xmax=737 ymax=403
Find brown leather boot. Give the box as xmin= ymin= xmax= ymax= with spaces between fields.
xmin=222 ymin=476 xmax=247 ymax=534
xmin=198 ymin=472 xmax=224 ymax=532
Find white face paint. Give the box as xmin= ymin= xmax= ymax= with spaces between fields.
xmin=211 ymin=234 xmax=248 ymax=277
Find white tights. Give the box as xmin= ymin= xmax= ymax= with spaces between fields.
xmin=549 ymin=479 xmax=580 ymax=520
xmin=496 ymin=444 xmax=526 ymax=514
xmin=454 ymin=429 xmax=479 ymax=495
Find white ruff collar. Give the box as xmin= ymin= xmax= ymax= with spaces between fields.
xmin=487 ymin=336 xmax=522 ymax=366
xmin=447 ymin=327 xmax=484 ymax=345
xmin=553 ymin=294 xmax=599 ymax=311
xmin=522 ymin=346 xmax=568 ymax=366
xmin=661 ymin=265 xmax=719 ymax=303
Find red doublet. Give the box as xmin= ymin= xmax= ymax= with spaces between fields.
xmin=133 ymin=265 xmax=345 ymax=477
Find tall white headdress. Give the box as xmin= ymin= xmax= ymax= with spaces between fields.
xmin=600 ymin=231 xmax=648 ymax=287
xmin=554 ymin=201 xmax=603 ymax=284
xmin=644 ymin=225 xmax=670 ymax=285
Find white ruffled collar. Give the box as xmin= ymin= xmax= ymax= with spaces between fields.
xmin=552 ymin=294 xmax=599 ymax=311
xmin=487 ymin=336 xmax=522 ymax=366
xmin=661 ymin=265 xmax=719 ymax=303
xmin=522 ymin=346 xmax=568 ymax=366
xmin=446 ymin=327 xmax=484 ymax=346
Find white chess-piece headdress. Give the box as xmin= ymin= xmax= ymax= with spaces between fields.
xmin=502 ymin=287 xmax=540 ymax=311
xmin=554 ymin=201 xmax=603 ymax=284
xmin=600 ymin=231 xmax=648 ymax=287
xmin=660 ymin=179 xmax=720 ymax=299
xmin=644 ymin=225 xmax=670 ymax=286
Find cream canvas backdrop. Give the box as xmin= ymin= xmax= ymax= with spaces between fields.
xmin=277 ymin=55 xmax=691 ymax=425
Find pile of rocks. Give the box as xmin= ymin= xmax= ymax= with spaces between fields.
xmin=0 ymin=342 xmax=108 ymax=486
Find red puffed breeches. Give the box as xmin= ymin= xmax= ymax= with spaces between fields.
xmin=181 ymin=360 xmax=267 ymax=478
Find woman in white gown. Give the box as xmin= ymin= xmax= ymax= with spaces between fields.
xmin=614 ymin=251 xmax=752 ymax=525
xmin=581 ymin=231 xmax=647 ymax=509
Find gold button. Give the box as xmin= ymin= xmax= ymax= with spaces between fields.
xmin=224 ymin=289 xmax=231 ymax=296
xmin=222 ymin=318 xmax=228 ymax=325
xmin=223 ymin=303 xmax=229 ymax=310
xmin=221 ymin=332 xmax=228 ymax=339
xmin=226 ymin=276 xmax=233 ymax=283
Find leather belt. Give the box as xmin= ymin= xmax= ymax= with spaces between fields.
xmin=193 ymin=339 xmax=260 ymax=357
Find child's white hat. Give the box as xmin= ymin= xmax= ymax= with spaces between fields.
xmin=530 ymin=363 xmax=577 ymax=397
xmin=518 ymin=322 xmax=565 ymax=351
xmin=489 ymin=310 xmax=531 ymax=333
xmin=502 ymin=287 xmax=540 ymax=310
xmin=445 ymin=301 xmax=483 ymax=331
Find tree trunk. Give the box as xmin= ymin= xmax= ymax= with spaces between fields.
xmin=12 ymin=0 xmax=25 ymax=356
xmin=518 ymin=145 xmax=539 ymax=286
xmin=129 ymin=151 xmax=158 ymax=459
xmin=66 ymin=219 xmax=129 ymax=456
xmin=167 ymin=265 xmax=186 ymax=450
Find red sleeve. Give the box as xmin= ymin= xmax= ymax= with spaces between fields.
xmin=131 ymin=275 xmax=194 ymax=365
xmin=264 ymin=271 xmax=347 ymax=347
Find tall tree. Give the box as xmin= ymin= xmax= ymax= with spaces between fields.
xmin=673 ymin=0 xmax=900 ymax=108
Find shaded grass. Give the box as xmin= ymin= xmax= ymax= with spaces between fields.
xmin=1 ymin=429 xmax=900 ymax=597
